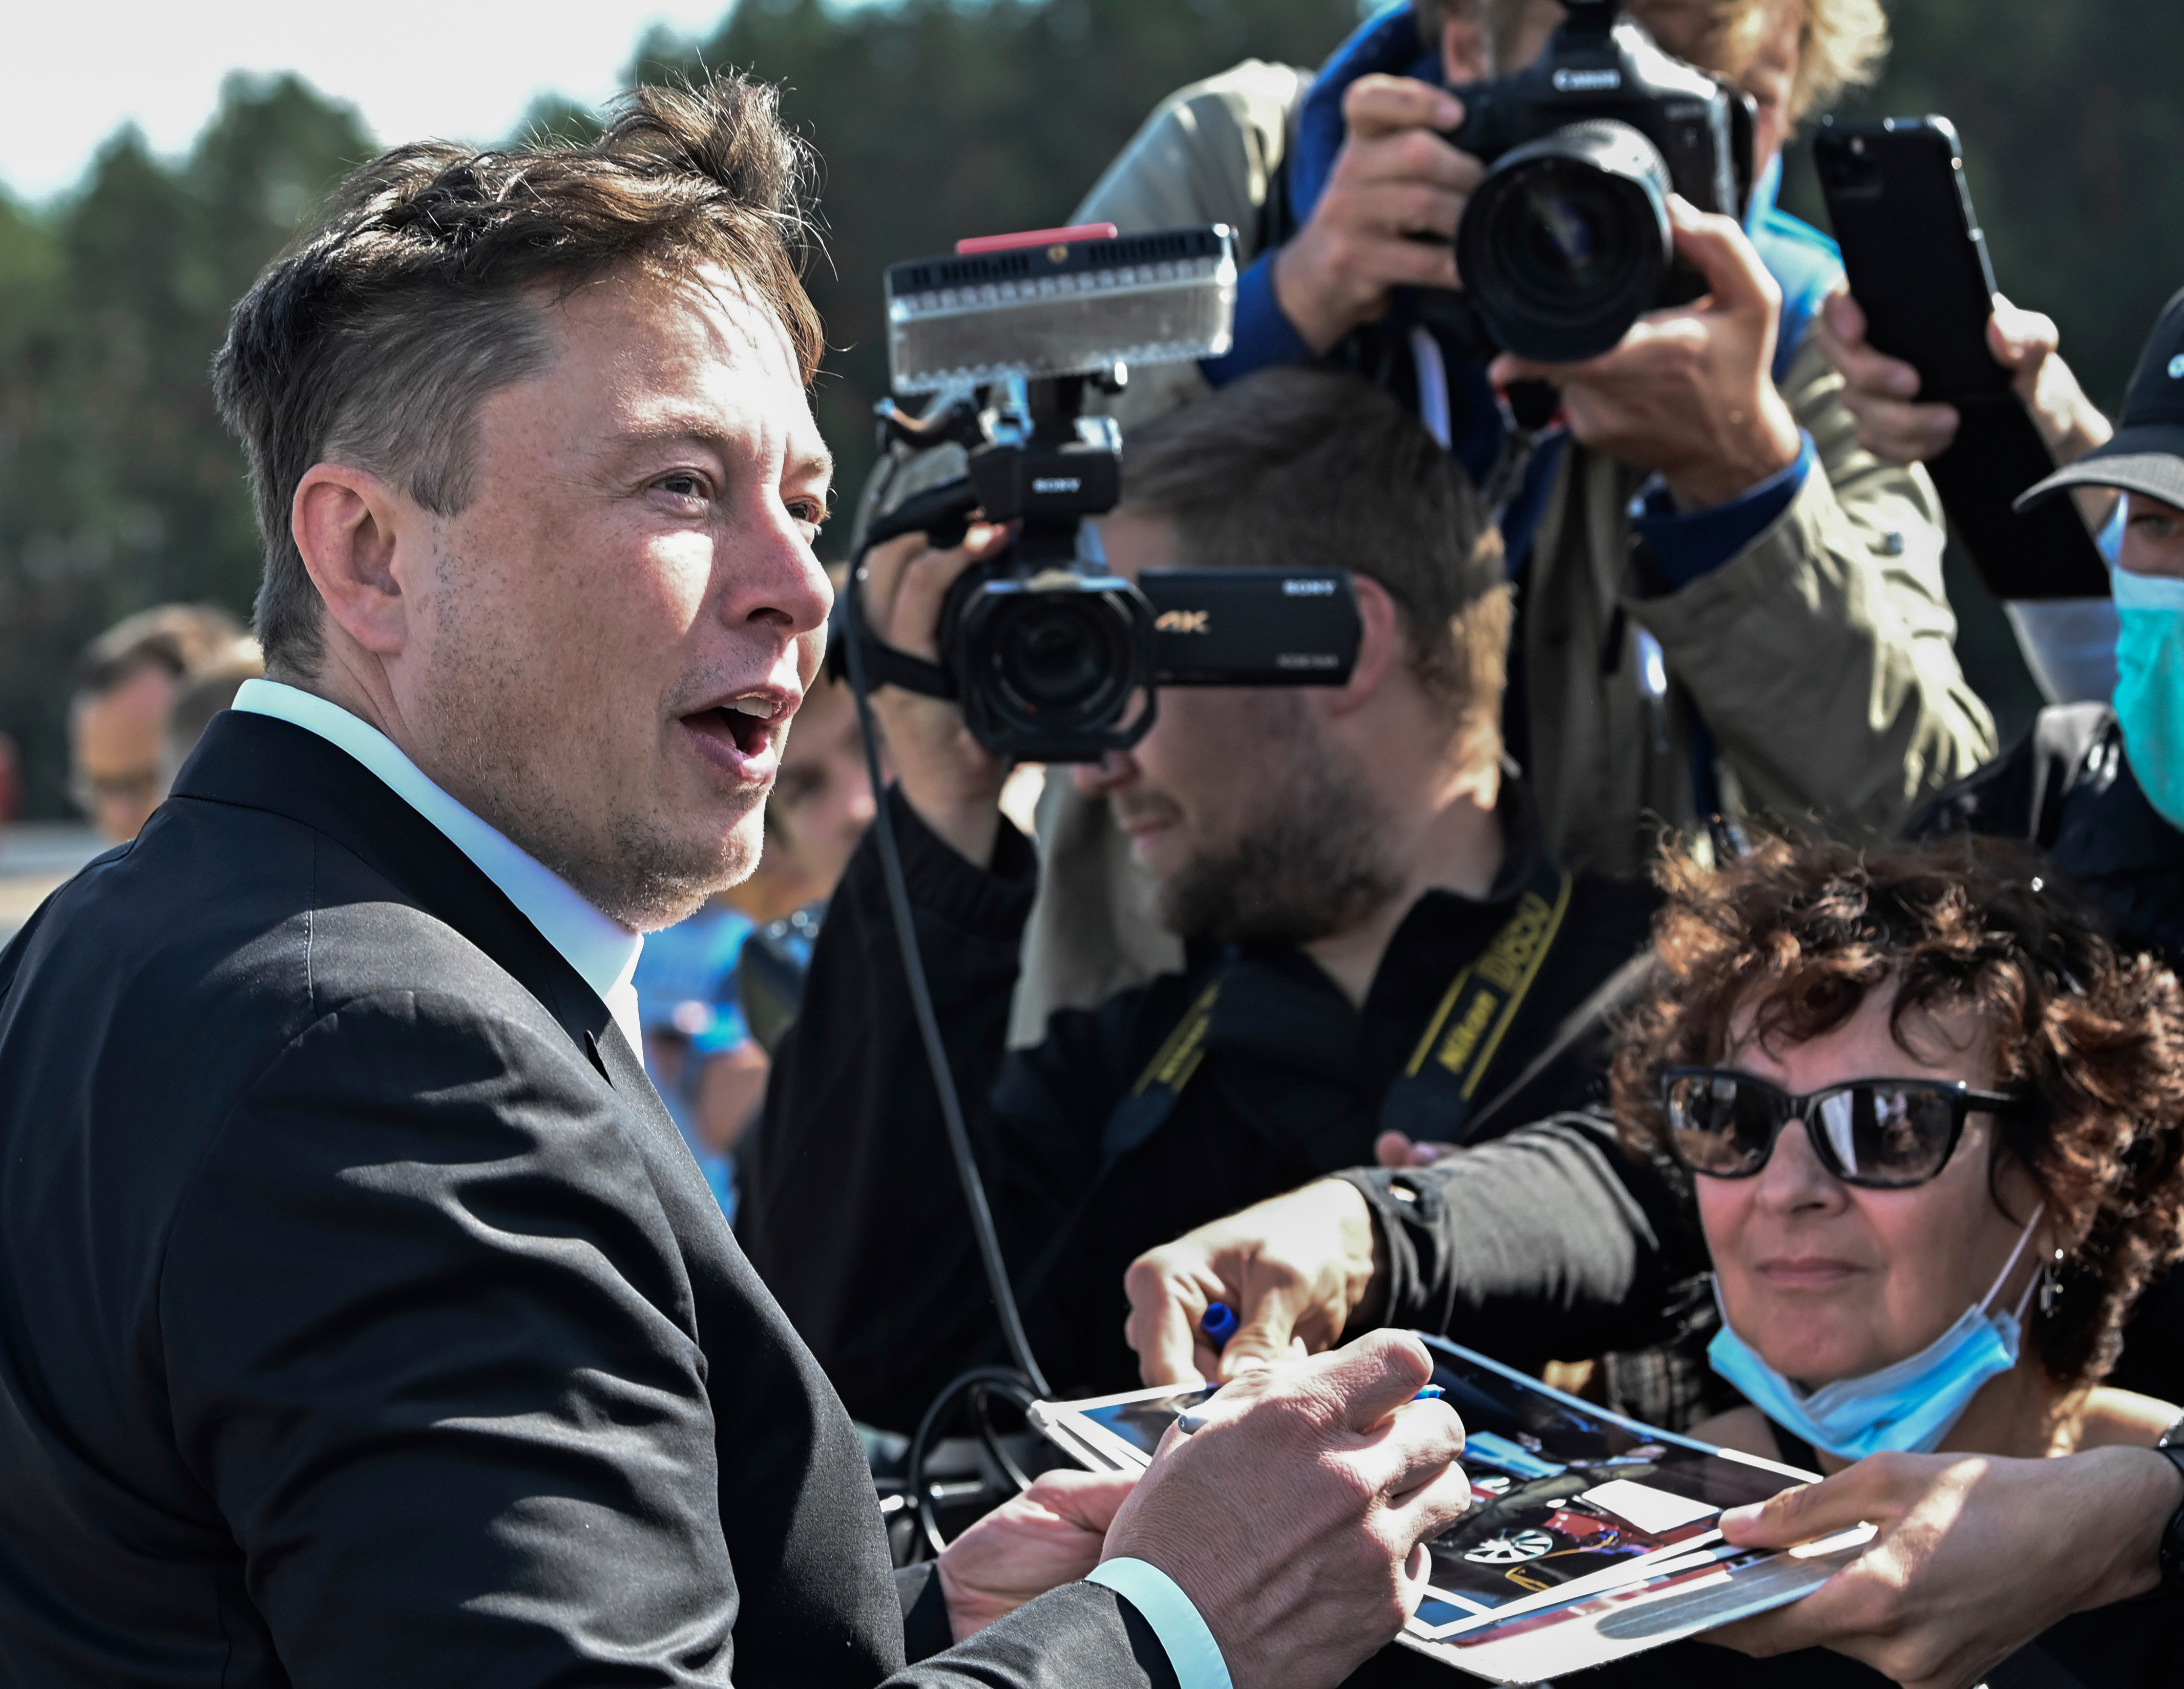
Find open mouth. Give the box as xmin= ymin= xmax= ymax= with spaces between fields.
xmin=680 ymin=692 xmax=791 ymax=779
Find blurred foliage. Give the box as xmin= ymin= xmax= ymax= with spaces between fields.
xmin=0 ymin=74 xmax=373 ymax=819
xmin=632 ymin=0 xmax=1369 ymax=504
xmin=3 ymin=1 xmax=2180 ymax=816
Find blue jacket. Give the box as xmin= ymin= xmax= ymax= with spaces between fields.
xmin=1203 ymin=4 xmax=1842 ymax=581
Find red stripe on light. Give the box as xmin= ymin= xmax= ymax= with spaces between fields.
xmin=954 ymin=223 xmax=1120 ymax=255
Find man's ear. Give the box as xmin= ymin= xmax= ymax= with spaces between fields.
xmin=291 ymin=462 xmax=418 ymax=658
xmin=1322 ymin=575 xmax=1405 ymax=721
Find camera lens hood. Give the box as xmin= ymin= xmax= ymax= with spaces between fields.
xmin=1456 ymin=118 xmax=1674 ymax=364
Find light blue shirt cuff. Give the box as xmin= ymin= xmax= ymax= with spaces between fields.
xmin=1085 ymin=1558 xmax=1233 ymax=1689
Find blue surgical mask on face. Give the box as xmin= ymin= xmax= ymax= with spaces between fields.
xmin=2111 ymin=548 xmax=2184 ymax=832
xmin=1706 ymin=1204 xmax=2045 ymax=1462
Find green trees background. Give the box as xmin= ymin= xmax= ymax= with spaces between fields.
xmin=3 ymin=0 xmax=2178 ymax=818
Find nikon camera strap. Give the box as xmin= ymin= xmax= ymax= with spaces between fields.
xmin=1010 ymin=858 xmax=1574 ymax=1317
xmin=1098 ymin=975 xmax=1229 ymax=1172
xmin=1101 ymin=853 xmax=1572 ymax=1172
xmin=1377 ymin=857 xmax=1572 ymax=1146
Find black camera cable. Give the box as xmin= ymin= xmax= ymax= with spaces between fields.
xmin=836 ymin=492 xmax=1053 ymax=1415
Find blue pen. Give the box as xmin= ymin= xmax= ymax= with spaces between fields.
xmin=1201 ymin=1300 xmax=1239 ymax=1349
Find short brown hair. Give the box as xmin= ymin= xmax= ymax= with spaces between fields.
xmin=74 ymin=603 xmax=245 ymax=699
xmin=1612 ymin=832 xmax=2184 ymax=1387
xmin=213 ymin=76 xmax=822 ymax=678
xmin=1116 ymin=367 xmax=1510 ymax=761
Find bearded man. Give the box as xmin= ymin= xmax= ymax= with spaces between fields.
xmin=740 ymin=368 xmax=1666 ymax=1433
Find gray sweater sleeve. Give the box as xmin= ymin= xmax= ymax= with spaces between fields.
xmin=1334 ymin=1111 xmax=1706 ymax=1368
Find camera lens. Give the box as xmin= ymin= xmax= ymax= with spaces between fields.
xmin=998 ymin=600 xmax=1114 ymax=712
xmin=1456 ymin=119 xmax=1673 ymax=364
xmin=953 ymin=577 xmax=1149 ymax=748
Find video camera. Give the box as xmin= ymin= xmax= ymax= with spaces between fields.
xmin=832 ymin=222 xmax=1363 ymax=762
xmin=1431 ymin=0 xmax=1756 ymax=363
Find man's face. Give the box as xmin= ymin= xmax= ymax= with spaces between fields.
xmin=2122 ymin=493 xmax=2184 ymax=580
xmin=1074 ymin=511 xmax=1402 ymax=946
xmin=70 ymin=662 xmax=176 ymax=841
xmin=400 ymin=268 xmax=832 ymax=932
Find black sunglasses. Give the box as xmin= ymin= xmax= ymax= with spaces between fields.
xmin=1660 ymin=1067 xmax=2040 ymax=1189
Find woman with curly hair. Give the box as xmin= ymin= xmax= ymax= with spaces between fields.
xmin=1601 ymin=831 xmax=2184 ymax=1683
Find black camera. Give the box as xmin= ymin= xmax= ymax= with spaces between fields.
xmin=836 ymin=224 xmax=1363 ymax=762
xmin=1437 ymin=0 xmax=1755 ymax=363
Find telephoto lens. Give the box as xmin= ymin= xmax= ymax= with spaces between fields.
xmin=1457 ymin=119 xmax=1674 ymax=364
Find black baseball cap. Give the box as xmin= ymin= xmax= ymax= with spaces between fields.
xmin=2018 ymin=284 xmax=2184 ymax=513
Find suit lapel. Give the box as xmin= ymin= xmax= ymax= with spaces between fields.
xmin=589 ymin=1022 xmax=691 ymax=1150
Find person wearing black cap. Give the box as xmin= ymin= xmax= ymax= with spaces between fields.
xmin=1906 ymin=287 xmax=2184 ymax=979
xmin=1884 ymin=290 xmax=2184 ymax=1417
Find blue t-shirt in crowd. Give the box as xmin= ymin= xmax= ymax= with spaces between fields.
xmin=633 ymin=901 xmax=755 ymax=1218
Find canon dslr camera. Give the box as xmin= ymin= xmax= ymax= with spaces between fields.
xmin=1440 ymin=0 xmax=1755 ymax=362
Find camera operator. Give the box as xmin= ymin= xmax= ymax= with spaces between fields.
xmin=740 ymin=368 xmax=1662 ymax=1434
xmin=991 ymin=0 xmax=1991 ymax=1042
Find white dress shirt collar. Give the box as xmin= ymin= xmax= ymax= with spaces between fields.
xmin=232 ymin=679 xmax=644 ymax=1054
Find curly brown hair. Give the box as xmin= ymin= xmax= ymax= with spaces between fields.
xmin=1611 ymin=831 xmax=2184 ymax=1387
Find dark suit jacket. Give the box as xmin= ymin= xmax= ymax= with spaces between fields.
xmin=0 ymin=710 xmax=1173 ymax=1689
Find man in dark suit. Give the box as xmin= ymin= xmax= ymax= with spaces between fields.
xmin=0 ymin=77 xmax=1471 ymax=1688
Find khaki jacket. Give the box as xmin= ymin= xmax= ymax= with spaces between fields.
xmin=860 ymin=62 xmax=1998 ymax=1037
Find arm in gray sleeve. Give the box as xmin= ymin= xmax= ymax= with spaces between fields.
xmin=1333 ymin=1112 xmax=1707 ymax=1368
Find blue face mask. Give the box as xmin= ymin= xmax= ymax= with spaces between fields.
xmin=1706 ymin=1204 xmax=2044 ymax=1462
xmin=2111 ymin=555 xmax=2184 ymax=832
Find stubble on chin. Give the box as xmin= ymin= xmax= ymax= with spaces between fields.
xmin=1151 ymin=736 xmax=1403 ymax=948
xmin=408 ymin=571 xmax=762 ymax=934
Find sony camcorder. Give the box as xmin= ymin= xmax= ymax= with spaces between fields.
xmin=833 ymin=222 xmax=1362 ymax=762
xmin=1435 ymin=0 xmax=1756 ymax=363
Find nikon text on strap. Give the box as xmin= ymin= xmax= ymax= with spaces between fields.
xmin=1376 ymin=857 xmax=1572 ymax=1145
xmin=1099 ymin=855 xmax=1573 ymax=1170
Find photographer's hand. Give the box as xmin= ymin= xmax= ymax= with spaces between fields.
xmin=1373 ymin=1131 xmax=1459 ymax=1169
xmin=1818 ymin=289 xmax=2116 ymax=530
xmin=856 ymin=523 xmax=1014 ymax=866
xmin=1272 ymin=76 xmax=1481 ymax=355
xmin=1125 ymin=1178 xmax=1386 ymax=1386
xmin=1490 ymin=197 xmax=1801 ymax=512
xmin=1102 ymin=1330 xmax=1472 ymax=1689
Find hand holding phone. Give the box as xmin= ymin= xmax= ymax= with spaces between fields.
xmin=1819 ymin=292 xmax=2116 ymax=526
xmin=1815 ymin=117 xmax=2109 ymax=599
